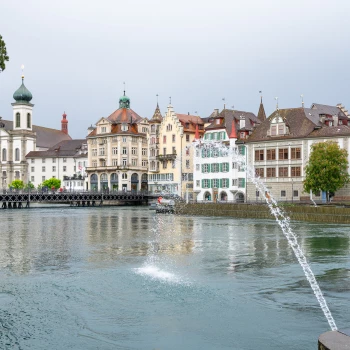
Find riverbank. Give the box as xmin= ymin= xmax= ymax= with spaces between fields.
xmin=175 ymin=203 xmax=350 ymax=224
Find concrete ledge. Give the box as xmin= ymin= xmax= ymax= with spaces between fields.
xmin=319 ymin=330 xmax=350 ymax=349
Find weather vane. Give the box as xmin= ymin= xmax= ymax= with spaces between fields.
xmin=169 ymin=96 xmax=171 ymax=105
xmin=275 ymin=97 xmax=279 ymax=110
xmin=21 ymin=64 xmax=24 ymax=79
xmin=123 ymin=81 xmax=126 ymax=95
xmin=156 ymin=94 xmax=159 ymax=104
xmin=300 ymin=94 xmax=304 ymax=107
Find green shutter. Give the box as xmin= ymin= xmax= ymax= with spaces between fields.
xmin=219 ymin=163 xmax=222 ymax=172
xmin=242 ymin=178 xmax=246 ymax=187
xmin=202 ymin=179 xmax=205 ymax=188
xmin=219 ymin=179 xmax=222 ymax=188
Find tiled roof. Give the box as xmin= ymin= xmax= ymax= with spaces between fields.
xmin=245 ymin=108 xmax=317 ymax=142
xmin=176 ymin=114 xmax=204 ymax=133
xmin=107 ymin=108 xmax=143 ymax=124
xmin=0 ymin=119 xmax=71 ymax=148
xmin=150 ymin=103 xmax=162 ymax=123
xmin=257 ymin=101 xmax=266 ymax=122
xmin=308 ymin=125 xmax=350 ymax=138
xmin=26 ymin=139 xmax=87 ymax=158
xmin=205 ymin=109 xmax=259 ymax=140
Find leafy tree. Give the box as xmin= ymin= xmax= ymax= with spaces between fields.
xmin=0 ymin=35 xmax=9 ymax=73
xmin=24 ymin=182 xmax=35 ymax=190
xmin=9 ymin=179 xmax=24 ymax=189
xmin=42 ymin=178 xmax=61 ymax=189
xmin=304 ymin=141 xmax=350 ymax=202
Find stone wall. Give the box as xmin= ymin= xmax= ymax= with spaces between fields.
xmin=176 ymin=203 xmax=350 ymax=224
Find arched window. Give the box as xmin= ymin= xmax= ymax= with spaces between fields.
xmin=16 ymin=113 xmax=20 ymax=128
xmin=15 ymin=148 xmax=20 ymax=161
xmin=2 ymin=148 xmax=7 ymax=161
xmin=27 ymin=113 xmax=31 ymax=128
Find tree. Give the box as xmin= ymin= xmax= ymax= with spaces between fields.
xmin=0 ymin=35 xmax=9 ymax=73
xmin=24 ymin=182 xmax=35 ymax=190
xmin=304 ymin=141 xmax=350 ymax=202
xmin=42 ymin=178 xmax=61 ymax=189
xmin=9 ymin=179 xmax=24 ymax=189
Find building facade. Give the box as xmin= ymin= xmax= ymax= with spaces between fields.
xmin=86 ymin=92 xmax=149 ymax=191
xmin=244 ymin=103 xmax=350 ymax=202
xmin=0 ymin=76 xmax=71 ymax=188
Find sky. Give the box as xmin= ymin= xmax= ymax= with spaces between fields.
xmin=1 ymin=0 xmax=350 ymax=139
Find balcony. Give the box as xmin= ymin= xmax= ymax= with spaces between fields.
xmin=156 ymin=153 xmax=177 ymax=161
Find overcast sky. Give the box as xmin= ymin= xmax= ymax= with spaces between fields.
xmin=1 ymin=0 xmax=349 ymax=138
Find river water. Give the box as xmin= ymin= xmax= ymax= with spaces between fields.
xmin=0 ymin=206 xmax=349 ymax=349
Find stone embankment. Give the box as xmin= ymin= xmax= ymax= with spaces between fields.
xmin=175 ymin=203 xmax=350 ymax=224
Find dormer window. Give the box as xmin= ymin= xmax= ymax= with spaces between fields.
xmin=216 ymin=119 xmax=220 ymax=125
xmin=240 ymin=117 xmax=245 ymax=129
xmin=101 ymin=126 xmax=106 ymax=133
xmin=269 ymin=115 xmax=287 ymax=137
xmin=185 ymin=123 xmax=189 ymax=128
xmin=121 ymin=124 xmax=128 ymax=131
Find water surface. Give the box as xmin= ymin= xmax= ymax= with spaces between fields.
xmin=0 ymin=207 xmax=349 ymax=349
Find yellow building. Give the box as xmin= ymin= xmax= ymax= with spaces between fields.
xmin=148 ymin=104 xmax=203 ymax=199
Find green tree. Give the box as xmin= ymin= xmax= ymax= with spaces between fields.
xmin=42 ymin=178 xmax=61 ymax=189
xmin=0 ymin=35 xmax=9 ymax=73
xmin=24 ymin=182 xmax=35 ymax=190
xmin=9 ymin=179 xmax=24 ymax=189
xmin=304 ymin=141 xmax=350 ymax=202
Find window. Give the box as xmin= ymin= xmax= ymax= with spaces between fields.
xmin=132 ymin=147 xmax=137 ymax=155
xmin=203 ymin=179 xmax=210 ymax=188
xmin=212 ymin=179 xmax=219 ymax=188
xmin=122 ymin=158 xmax=127 ymax=166
xmin=238 ymin=178 xmax=245 ymax=188
xmin=52 ymin=166 xmax=56 ymax=172
xmin=266 ymin=167 xmax=276 ymax=177
xmin=186 ymin=134 xmax=190 ymax=142
xmin=112 ymin=136 xmax=118 ymax=142
xmin=63 ymin=158 xmax=67 ymax=163
xmin=92 ymin=149 xmax=97 ymax=156
xmin=15 ymin=171 xmax=20 ymax=179
xmin=211 ymin=163 xmax=219 ymax=172
xmin=222 ymin=163 xmax=229 ymax=172
xmin=186 ymin=147 xmax=190 ymax=156
xmin=172 ymin=146 xmax=176 ymax=154
xmin=278 ymin=167 xmax=288 ymax=177
xmin=196 ymin=180 xmax=200 ymax=187
xmin=42 ymin=158 xmax=46 ymax=163
xmin=291 ymin=166 xmax=301 ymax=177
xmin=212 ymin=149 xmax=219 ymax=157
xmin=122 ymin=147 xmax=127 ymax=155
xmin=15 ymin=148 xmax=20 ymax=161
xmin=132 ymin=136 xmax=138 ymax=143
xmin=31 ymin=159 xmax=35 ymax=163
xmin=293 ymin=190 xmax=299 ymax=197
xmin=291 ymin=147 xmax=301 ymax=159
xmin=255 ymin=168 xmax=264 ymax=177
xmin=202 ymin=148 xmax=210 ymax=158
xmin=27 ymin=113 xmax=31 ymax=128
xmin=266 ymin=149 xmax=276 ymax=160
xmin=2 ymin=149 xmax=6 ymax=161
xmin=63 ymin=166 xmax=67 ymax=172
xmin=163 ymin=147 xmax=166 ymax=155
xmin=142 ymin=148 xmax=147 ymax=156
xmin=186 ymin=160 xmax=190 ymax=168
xmin=163 ymin=161 xmax=167 ymax=169
xmin=112 ymin=159 xmax=118 ymax=166
xmin=278 ymin=148 xmax=288 ymax=160
xmin=222 ymin=178 xmax=229 ymax=188
xmin=16 ymin=112 xmax=20 ymax=127
xmin=121 ymin=124 xmax=128 ymax=131
xmin=52 ymin=158 xmax=56 ymax=163
xmin=163 ymin=135 xmax=167 ymax=143
xmin=101 ymin=126 xmax=106 ymax=133
xmin=172 ymin=134 xmax=176 ymax=142
xmin=255 ymin=150 xmax=264 ymax=161
xmin=271 ymin=125 xmax=277 ymax=136
xmin=99 ymin=148 xmax=105 ymax=156
xmin=232 ymin=162 xmax=237 ymax=169
xmin=202 ymin=164 xmax=209 ymax=173
xmin=31 ymin=167 xmax=34 ymax=172
xmin=122 ymin=173 xmax=127 ymax=180
xmin=112 ymin=147 xmax=118 ymax=155
xmin=132 ymin=158 xmax=137 ymax=166
xmin=232 ymin=179 xmax=238 ymax=186
xmin=278 ymin=124 xmax=284 ymax=135
xmin=142 ymin=160 xmax=147 ymax=167
xmin=92 ymin=160 xmax=97 ymax=167
xmin=122 ymin=137 xmax=127 ymax=143
xmin=281 ymin=190 xmax=286 ymax=197
xmin=42 ymin=176 xmax=46 ymax=182
xmin=31 ymin=176 xmax=34 ymax=182
xmin=42 ymin=166 xmax=46 ymax=172
xmin=196 ymin=164 xmax=200 ymax=171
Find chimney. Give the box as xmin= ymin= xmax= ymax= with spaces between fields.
xmin=61 ymin=112 xmax=68 ymax=135
xmin=214 ymin=109 xmax=219 ymax=116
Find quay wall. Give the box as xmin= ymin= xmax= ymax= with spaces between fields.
xmin=175 ymin=203 xmax=350 ymax=224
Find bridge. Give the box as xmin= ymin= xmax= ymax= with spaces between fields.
xmin=0 ymin=191 xmax=164 ymax=209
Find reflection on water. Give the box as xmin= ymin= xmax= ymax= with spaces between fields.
xmin=0 ymin=207 xmax=349 ymax=349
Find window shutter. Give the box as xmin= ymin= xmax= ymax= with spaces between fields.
xmin=201 ymin=164 xmax=204 ymax=173
xmin=202 ymin=179 xmax=204 ymax=188
xmin=219 ymin=179 xmax=222 ymax=188
xmin=219 ymin=163 xmax=222 ymax=172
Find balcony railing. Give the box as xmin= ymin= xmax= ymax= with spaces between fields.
xmin=156 ymin=153 xmax=177 ymax=161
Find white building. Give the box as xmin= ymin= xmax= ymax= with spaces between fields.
xmin=0 ymin=75 xmax=71 ymax=188
xmin=26 ymin=139 xmax=88 ymax=190
xmin=193 ymin=108 xmax=260 ymax=202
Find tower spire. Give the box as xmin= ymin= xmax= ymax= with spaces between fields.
xmin=257 ymin=93 xmax=266 ymax=122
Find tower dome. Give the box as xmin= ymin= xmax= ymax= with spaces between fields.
xmin=119 ymin=91 xmax=130 ymax=109
xmin=13 ymin=77 xmax=33 ymax=103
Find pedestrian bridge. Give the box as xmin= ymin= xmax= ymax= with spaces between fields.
xmin=0 ymin=191 xmax=160 ymax=209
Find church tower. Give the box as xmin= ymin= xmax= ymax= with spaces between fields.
xmin=11 ymin=73 xmax=34 ymax=130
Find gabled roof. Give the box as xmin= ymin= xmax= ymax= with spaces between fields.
xmin=0 ymin=119 xmax=71 ymax=148
xmin=176 ymin=114 xmax=204 ymax=133
xmin=26 ymin=139 xmax=86 ymax=158
xmin=245 ymin=108 xmax=317 ymax=142
xmin=205 ymin=109 xmax=259 ymax=139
